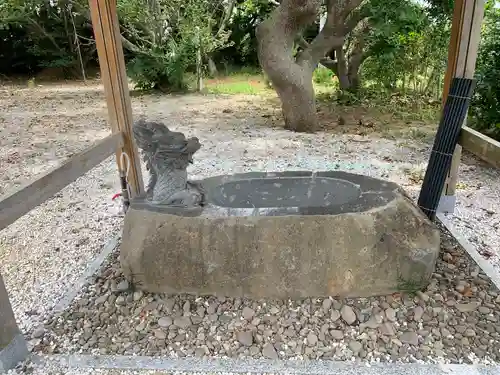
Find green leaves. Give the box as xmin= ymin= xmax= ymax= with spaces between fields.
xmin=119 ymin=0 xmax=234 ymax=90
xmin=470 ymin=7 xmax=500 ymax=140
xmin=360 ymin=0 xmax=450 ymax=96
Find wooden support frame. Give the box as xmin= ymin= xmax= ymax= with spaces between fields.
xmin=0 ymin=0 xmax=145 ymax=371
xmin=0 ymin=133 xmax=123 ymax=231
xmin=89 ymin=0 xmax=144 ymax=197
xmin=439 ymin=0 xmax=486 ymax=213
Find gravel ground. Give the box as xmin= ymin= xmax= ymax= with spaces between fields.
xmin=1 ymin=81 xmax=499 ymax=369
xmin=27 ymin=224 xmax=500 ymax=365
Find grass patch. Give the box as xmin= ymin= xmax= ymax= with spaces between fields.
xmin=202 ymin=74 xmax=270 ymax=95
xmin=397 ymin=276 xmax=426 ymax=296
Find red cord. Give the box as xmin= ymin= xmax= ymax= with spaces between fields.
xmin=112 ymin=193 xmax=122 ymax=201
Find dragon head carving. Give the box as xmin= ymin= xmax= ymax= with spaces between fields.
xmin=132 ymin=118 xmax=204 ymax=206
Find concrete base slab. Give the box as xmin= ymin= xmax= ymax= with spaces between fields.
xmin=437 ymin=195 xmax=456 ymax=214
xmin=0 ymin=334 xmax=29 ymax=373
xmin=35 ymin=354 xmax=500 ymax=375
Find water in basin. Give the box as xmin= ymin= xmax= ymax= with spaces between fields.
xmin=210 ymin=176 xmax=361 ymax=208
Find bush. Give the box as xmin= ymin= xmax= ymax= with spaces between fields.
xmin=470 ymin=8 xmax=500 ymax=140
xmin=313 ymin=66 xmax=336 ymax=86
xmin=126 ymin=43 xmax=193 ymax=92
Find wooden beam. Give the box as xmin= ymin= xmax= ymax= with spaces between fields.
xmin=0 ymin=133 xmax=123 ymax=231
xmin=439 ymin=0 xmax=485 ymax=212
xmin=89 ymin=0 xmax=144 ymax=197
xmin=459 ymin=126 xmax=500 ymax=168
xmin=441 ymin=0 xmax=466 ymax=106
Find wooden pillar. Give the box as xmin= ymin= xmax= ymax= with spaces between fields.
xmin=89 ymin=0 xmax=144 ymax=197
xmin=438 ymin=0 xmax=485 ymax=213
xmin=0 ymin=273 xmax=29 ymax=372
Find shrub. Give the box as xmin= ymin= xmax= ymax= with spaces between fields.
xmin=470 ymin=7 xmax=500 ymax=140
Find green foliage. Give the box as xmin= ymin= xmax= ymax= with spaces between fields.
xmin=470 ymin=6 xmax=500 ymax=140
xmin=127 ymin=47 xmax=190 ymax=92
xmin=118 ymin=0 xmax=233 ymax=91
xmin=361 ymin=0 xmax=450 ymax=97
xmin=313 ymin=66 xmax=335 ymax=86
xmin=0 ymin=0 xmax=95 ymax=77
xmin=215 ymin=0 xmax=275 ymax=67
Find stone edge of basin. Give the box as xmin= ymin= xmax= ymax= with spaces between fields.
xmin=128 ymin=170 xmax=411 ymax=218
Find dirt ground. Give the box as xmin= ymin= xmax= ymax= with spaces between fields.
xmin=0 ymin=79 xmax=499 ymax=333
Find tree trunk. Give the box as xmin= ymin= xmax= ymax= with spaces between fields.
xmin=207 ymin=57 xmax=218 ymax=77
xmin=276 ymin=66 xmax=317 ymax=132
xmin=256 ymin=0 xmax=365 ymax=131
xmin=256 ymin=0 xmax=320 ymax=132
xmin=346 ymin=42 xmax=365 ymax=92
xmin=335 ymin=47 xmax=351 ymax=90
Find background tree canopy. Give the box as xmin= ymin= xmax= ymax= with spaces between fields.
xmin=0 ymin=0 xmax=498 ymax=137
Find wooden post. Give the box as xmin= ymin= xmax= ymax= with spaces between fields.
xmin=0 ymin=273 xmax=29 ymax=372
xmin=89 ymin=0 xmax=144 ymax=197
xmin=438 ymin=0 xmax=485 ymax=213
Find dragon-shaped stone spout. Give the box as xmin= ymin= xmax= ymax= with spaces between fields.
xmin=132 ymin=119 xmax=205 ymax=207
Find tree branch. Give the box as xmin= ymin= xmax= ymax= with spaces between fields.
xmin=27 ymin=17 xmax=63 ymax=52
xmin=297 ymin=0 xmax=365 ymax=65
xmin=319 ymin=57 xmax=338 ymax=74
xmin=341 ymin=0 xmax=365 ymax=19
xmin=120 ymin=34 xmax=143 ymax=53
xmin=216 ymin=0 xmax=236 ymax=37
xmin=296 ymin=35 xmax=310 ymax=49
xmin=343 ymin=4 xmax=371 ymax=34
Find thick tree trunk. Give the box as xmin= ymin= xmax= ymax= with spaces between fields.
xmin=256 ymin=0 xmax=365 ymax=131
xmin=256 ymin=0 xmax=320 ymax=132
xmin=275 ymin=66 xmax=317 ymax=132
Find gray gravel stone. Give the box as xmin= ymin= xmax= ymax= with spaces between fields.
xmin=400 ymin=331 xmax=419 ymax=346
xmin=306 ymin=333 xmax=318 ymax=346
xmin=456 ymin=302 xmax=481 ymax=312
xmin=413 ymin=306 xmax=424 ymax=321
xmin=236 ymin=331 xmax=253 ymax=347
xmin=330 ymin=310 xmax=341 ymax=322
xmin=341 ymin=305 xmax=357 ymax=325
xmin=349 ymin=340 xmax=362 ymax=354
xmin=322 ymin=298 xmax=332 ymax=311
xmin=385 ymin=308 xmax=396 ymax=322
xmin=173 ymin=316 xmax=191 ymax=329
xmin=262 ymin=343 xmax=278 ymax=359
xmin=242 ymin=307 xmax=255 ymax=320
xmin=330 ymin=330 xmax=344 ymax=340
xmin=114 ymin=280 xmax=129 ymax=293
xmin=31 ymin=327 xmax=45 ymax=339
xmin=157 ymin=317 xmax=171 ymax=329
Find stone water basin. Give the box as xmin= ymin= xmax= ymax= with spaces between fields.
xmin=120 ymin=171 xmax=440 ymax=298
